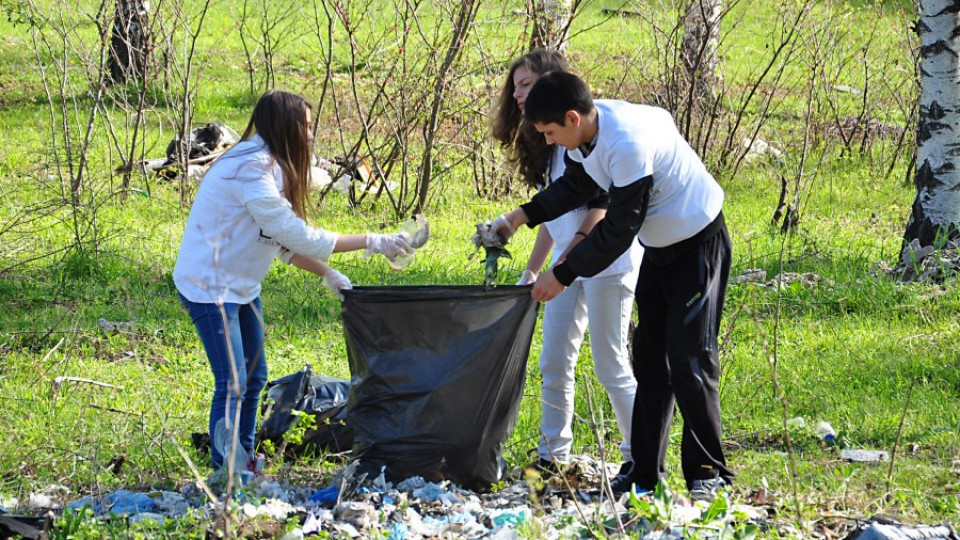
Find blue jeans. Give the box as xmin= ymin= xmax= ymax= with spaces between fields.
xmin=179 ymin=294 xmax=268 ymax=469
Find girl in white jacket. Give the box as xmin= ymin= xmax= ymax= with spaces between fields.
xmin=174 ymin=90 xmax=410 ymax=473
xmin=492 ymin=51 xmax=642 ymax=474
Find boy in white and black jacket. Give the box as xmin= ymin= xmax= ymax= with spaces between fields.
xmin=486 ymin=71 xmax=733 ymax=501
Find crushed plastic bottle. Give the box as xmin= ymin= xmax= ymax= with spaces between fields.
xmin=814 ymin=421 xmax=836 ymax=446
xmin=388 ymin=214 xmax=430 ymax=270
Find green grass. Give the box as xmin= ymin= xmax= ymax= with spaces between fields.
xmin=1 ymin=0 xmax=959 ymax=536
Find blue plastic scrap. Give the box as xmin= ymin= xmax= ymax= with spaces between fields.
xmin=307 ymin=486 xmax=340 ymax=505
xmin=104 ymin=490 xmax=156 ymax=515
xmin=388 ymin=522 xmax=408 ymax=540
xmin=65 ymin=491 xmax=156 ymax=516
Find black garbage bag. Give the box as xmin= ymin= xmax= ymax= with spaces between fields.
xmin=165 ymin=122 xmax=237 ymax=162
xmin=341 ymin=286 xmax=539 ymax=491
xmin=258 ymin=365 xmax=354 ymax=456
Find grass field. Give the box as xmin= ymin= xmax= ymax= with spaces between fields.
xmin=1 ymin=0 xmax=958 ymax=536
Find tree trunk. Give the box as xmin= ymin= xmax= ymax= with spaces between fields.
xmin=681 ymin=0 xmax=722 ymax=101
xmin=529 ymin=0 xmax=572 ymax=51
xmin=108 ymin=0 xmax=151 ymax=84
xmin=415 ymin=0 xmax=480 ymax=214
xmin=901 ymin=0 xmax=960 ymax=264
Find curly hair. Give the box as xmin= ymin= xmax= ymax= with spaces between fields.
xmin=491 ymin=49 xmax=568 ymax=189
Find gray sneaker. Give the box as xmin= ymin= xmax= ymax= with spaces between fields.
xmin=689 ymin=476 xmax=727 ymax=502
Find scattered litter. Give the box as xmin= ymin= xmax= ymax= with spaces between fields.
xmin=97 ymin=318 xmax=135 ymax=332
xmin=834 ymin=85 xmax=864 ymax=95
xmin=130 ymin=122 xmax=238 ymax=180
xmin=732 ymin=268 xmax=767 ymax=283
xmin=845 ymin=516 xmax=959 ymax=540
xmin=127 ymin=512 xmax=165 ymax=526
xmin=743 ymin=137 xmax=785 ymax=164
xmin=893 ymin=238 xmax=960 ymax=284
xmin=334 ymin=501 xmax=377 ymax=529
xmin=315 ymin=156 xmax=399 ymax=199
xmin=27 ymin=493 xmax=55 ymax=510
xmin=787 ymin=416 xmax=806 ymax=430
xmin=308 ymin=486 xmax=340 ymax=506
xmin=841 ymin=449 xmax=889 ymax=463
xmin=241 ymin=498 xmax=301 ymax=521
xmin=814 ymin=421 xmax=836 ymax=445
xmin=30 ymin=454 xmax=771 ymax=539
xmin=280 ymin=528 xmax=305 ymax=540
xmin=731 ymin=269 xmax=829 ymax=289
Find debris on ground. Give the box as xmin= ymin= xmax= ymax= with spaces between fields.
xmin=890 ymin=239 xmax=960 ymax=284
xmin=743 ymin=137 xmax=785 ymax=165
xmin=98 ymin=318 xmax=135 ymax=333
xmin=844 ymin=515 xmax=960 ymax=540
xmin=731 ymin=268 xmax=831 ymax=289
xmin=840 ymin=449 xmax=889 ymax=463
xmin=5 ymin=455 xmax=773 ymax=539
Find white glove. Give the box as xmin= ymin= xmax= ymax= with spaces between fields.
xmin=516 ymin=269 xmax=538 ymax=286
xmin=365 ymin=233 xmax=414 ymax=261
xmin=323 ymin=268 xmax=353 ymax=300
xmin=483 ymin=214 xmax=516 ymax=245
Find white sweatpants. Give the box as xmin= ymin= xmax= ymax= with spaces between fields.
xmin=537 ymin=271 xmax=638 ymax=463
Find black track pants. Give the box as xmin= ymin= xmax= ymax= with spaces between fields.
xmin=629 ymin=222 xmax=733 ymax=491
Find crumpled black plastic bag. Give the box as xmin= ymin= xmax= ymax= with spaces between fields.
xmin=258 ymin=365 xmax=353 ymax=455
xmin=341 ymin=286 xmax=539 ymax=491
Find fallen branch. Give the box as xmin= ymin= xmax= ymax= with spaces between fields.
xmin=51 ymin=376 xmax=123 ymax=397
xmin=599 ymin=8 xmax=642 ymax=18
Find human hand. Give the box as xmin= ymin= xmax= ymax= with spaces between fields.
xmin=365 ymin=233 xmax=414 ymax=261
xmin=516 ymin=269 xmax=538 ymax=286
xmin=323 ymin=268 xmax=353 ymax=300
xmin=531 ymin=270 xmax=565 ymax=302
xmin=482 ymin=213 xmax=517 ymax=245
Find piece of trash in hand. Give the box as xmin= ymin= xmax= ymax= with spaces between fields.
xmin=389 ymin=214 xmax=430 ymax=270
xmin=404 ymin=214 xmax=430 ymax=248
xmin=471 ymin=221 xmax=511 ymax=288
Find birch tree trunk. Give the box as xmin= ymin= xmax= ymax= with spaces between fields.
xmin=901 ymin=0 xmax=960 ymax=263
xmin=530 ymin=0 xmax=573 ymax=51
xmin=681 ymin=0 xmax=722 ymax=101
xmin=108 ymin=0 xmax=151 ymax=84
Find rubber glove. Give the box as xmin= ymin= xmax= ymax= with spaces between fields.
xmin=483 ymin=214 xmax=516 ymax=245
xmin=516 ymin=269 xmax=538 ymax=286
xmin=323 ymin=268 xmax=353 ymax=300
xmin=365 ymin=233 xmax=414 ymax=261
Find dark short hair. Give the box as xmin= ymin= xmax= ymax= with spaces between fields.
xmin=525 ymin=71 xmax=594 ymax=126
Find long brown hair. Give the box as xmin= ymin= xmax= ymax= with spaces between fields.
xmin=240 ymin=90 xmax=314 ymax=219
xmin=491 ymin=49 xmax=568 ymax=189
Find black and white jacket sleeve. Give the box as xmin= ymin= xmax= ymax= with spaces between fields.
xmin=551 ymin=174 xmax=652 ymax=286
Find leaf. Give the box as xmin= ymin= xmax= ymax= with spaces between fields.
xmin=699 ymin=493 xmax=729 ymax=524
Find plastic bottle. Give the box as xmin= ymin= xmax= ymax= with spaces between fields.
xmin=388 ymin=215 xmax=430 ymax=270
xmin=814 ymin=421 xmax=836 ymax=446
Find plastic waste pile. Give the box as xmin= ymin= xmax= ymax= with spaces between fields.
xmin=2 ymin=455 xmax=780 ymax=540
